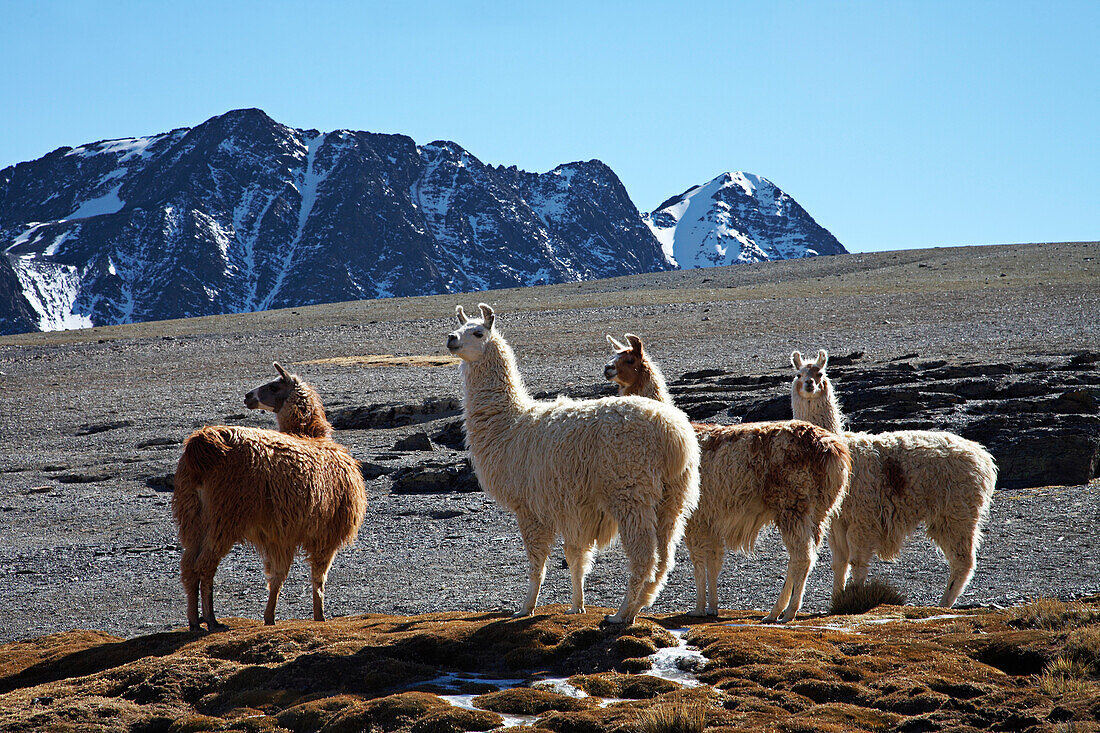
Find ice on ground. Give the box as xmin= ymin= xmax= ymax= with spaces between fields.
xmin=431 ymin=625 xmax=708 ymax=727
xmin=644 ymin=628 xmax=706 ymax=687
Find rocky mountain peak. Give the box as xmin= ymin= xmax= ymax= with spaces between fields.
xmin=644 ymin=171 xmax=846 ymax=268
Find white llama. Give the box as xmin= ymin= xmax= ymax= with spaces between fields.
xmin=448 ymin=304 xmax=700 ymax=625
xmin=791 ymin=349 xmax=997 ymax=607
xmin=605 ymin=334 xmax=851 ymax=622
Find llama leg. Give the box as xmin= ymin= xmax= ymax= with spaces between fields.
xmin=847 ymin=539 xmax=873 ymax=588
xmin=684 ymin=521 xmax=714 ymax=616
xmin=774 ymin=527 xmax=817 ymax=623
xmin=929 ymin=522 xmax=977 ymax=608
xmin=639 ymin=494 xmax=685 ymax=609
xmin=763 ymin=574 xmax=794 ymax=623
xmin=940 ymin=551 xmax=976 ymax=608
xmin=829 ymin=520 xmax=851 ymax=604
xmin=687 ymin=543 xmax=708 ymax=617
xmin=706 ymin=547 xmax=724 ymax=616
xmin=260 ymin=547 xmax=294 ymax=626
xmin=515 ymin=514 xmax=553 ymax=618
xmin=607 ymin=507 xmax=658 ymax=625
xmin=562 ymin=541 xmax=594 ymax=614
xmin=181 ymin=546 xmax=201 ymax=631
xmin=308 ymin=549 xmax=338 ymax=622
xmin=195 ymin=544 xmax=230 ymax=631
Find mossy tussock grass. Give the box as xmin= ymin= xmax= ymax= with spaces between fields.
xmin=828 ymin=578 xmax=907 ymax=616
xmin=4 ymin=601 xmax=1100 ymax=732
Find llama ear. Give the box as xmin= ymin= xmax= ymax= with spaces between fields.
xmin=478 ymin=303 xmax=495 ymax=330
xmin=607 ymin=334 xmax=627 ymax=352
xmin=455 ymin=305 xmax=468 ymax=324
xmin=815 ymin=349 xmax=828 ymax=368
xmin=625 ymin=333 xmax=644 ymax=355
xmin=791 ymin=351 xmax=804 ymax=369
xmin=273 ymin=361 xmax=294 ymax=383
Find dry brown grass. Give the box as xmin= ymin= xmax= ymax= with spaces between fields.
xmin=1005 ymin=598 xmax=1100 ymax=631
xmin=296 ymin=354 xmax=460 ymax=368
xmin=636 ymin=703 xmax=706 ymax=733
xmin=1037 ymin=656 xmax=1093 ymax=697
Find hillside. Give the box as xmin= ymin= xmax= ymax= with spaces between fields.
xmin=0 ymin=242 xmax=1097 ymax=649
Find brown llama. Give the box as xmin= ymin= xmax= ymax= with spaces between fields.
xmin=605 ymin=334 xmax=851 ymax=622
xmin=173 ymin=362 xmax=367 ymax=631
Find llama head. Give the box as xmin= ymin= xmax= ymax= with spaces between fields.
xmin=604 ymin=333 xmax=645 ymax=389
xmin=447 ymin=303 xmax=496 ymax=362
xmin=245 ymin=361 xmax=300 ymax=412
xmin=791 ymin=349 xmax=830 ymax=402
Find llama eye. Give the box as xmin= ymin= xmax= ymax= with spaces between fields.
xmin=625 ymin=357 xmax=635 ymax=364
xmin=474 ymin=331 xmax=484 ymax=338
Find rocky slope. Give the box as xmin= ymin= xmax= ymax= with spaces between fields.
xmin=644 ymin=172 xmax=847 ymax=268
xmin=0 ymin=109 xmax=671 ymax=334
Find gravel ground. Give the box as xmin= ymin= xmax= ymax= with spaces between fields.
xmin=0 ymin=242 xmax=1097 ymax=644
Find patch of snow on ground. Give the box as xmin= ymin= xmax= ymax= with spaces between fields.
xmin=43 ymin=228 xmax=76 ymax=256
xmin=67 ymin=184 xmax=124 ymax=220
xmin=11 ymin=256 xmax=92 ymax=331
xmin=192 ymin=209 xmax=232 ymax=264
xmin=6 ymin=223 xmax=48 ymax=252
xmin=259 ymin=132 xmax=330 ymax=310
xmin=95 ymin=135 xmax=161 ymax=162
xmin=230 ymin=184 xmax=280 ymax=310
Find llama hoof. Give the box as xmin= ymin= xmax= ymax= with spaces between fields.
xmin=187 ymin=623 xmax=203 ymax=632
xmin=687 ymin=608 xmax=707 ymax=618
xmin=776 ymin=614 xmax=795 ymax=624
xmin=205 ymin=620 xmax=229 ymax=631
xmin=511 ymin=609 xmax=533 ymax=619
xmin=707 ymin=608 xmax=719 ymax=617
xmin=760 ymin=615 xmax=779 ymax=624
xmin=604 ymin=613 xmax=632 ymax=625
xmin=565 ymin=607 xmax=585 ymax=615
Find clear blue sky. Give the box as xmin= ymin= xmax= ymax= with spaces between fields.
xmin=2 ymin=1 xmax=1097 ymax=252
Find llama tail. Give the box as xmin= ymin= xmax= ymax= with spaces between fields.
xmin=172 ymin=427 xmax=234 ymax=545
xmin=818 ymin=429 xmax=853 ymax=526
xmin=969 ymin=443 xmax=999 ymax=549
xmin=643 ymin=426 xmax=702 ymax=607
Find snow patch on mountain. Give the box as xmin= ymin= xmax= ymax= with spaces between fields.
xmin=68 ymin=184 xmax=125 ymax=220
xmin=11 ymin=256 xmax=91 ymax=331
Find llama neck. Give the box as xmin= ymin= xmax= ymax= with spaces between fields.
xmin=461 ymin=336 xmax=532 ymax=427
xmin=619 ymin=358 xmax=673 ymax=405
xmin=791 ymin=378 xmax=845 ymax=434
xmin=277 ymin=386 xmax=332 ymax=438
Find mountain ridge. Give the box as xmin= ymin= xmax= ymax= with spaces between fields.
xmin=1 ymin=109 xmax=843 ymax=335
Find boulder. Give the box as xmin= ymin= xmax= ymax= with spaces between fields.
xmin=391 ymin=460 xmax=480 ymax=494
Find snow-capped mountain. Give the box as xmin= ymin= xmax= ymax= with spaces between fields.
xmin=0 ymin=109 xmax=670 ymax=334
xmin=644 ymin=172 xmax=846 ymax=268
